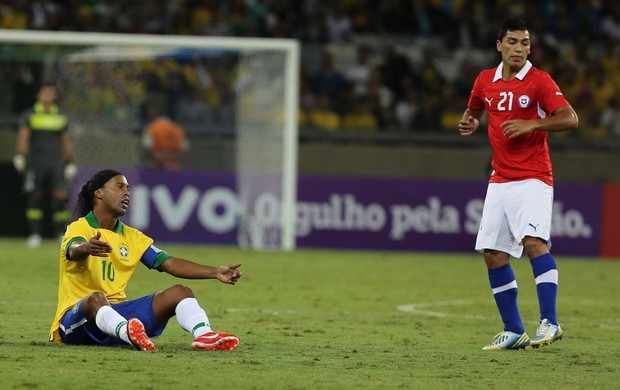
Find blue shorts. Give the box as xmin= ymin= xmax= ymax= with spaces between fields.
xmin=59 ymin=294 xmax=168 ymax=346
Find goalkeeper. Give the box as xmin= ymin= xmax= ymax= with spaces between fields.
xmin=14 ymin=83 xmax=77 ymax=248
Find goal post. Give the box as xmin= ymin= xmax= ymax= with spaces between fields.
xmin=0 ymin=29 xmax=300 ymax=250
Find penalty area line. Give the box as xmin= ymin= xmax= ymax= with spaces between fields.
xmin=397 ymin=301 xmax=620 ymax=329
xmin=226 ymin=307 xmax=298 ymax=315
xmin=397 ymin=300 xmax=490 ymax=321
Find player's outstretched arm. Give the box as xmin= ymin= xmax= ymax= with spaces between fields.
xmin=67 ymin=231 xmax=113 ymax=260
xmin=158 ymin=258 xmax=243 ymax=285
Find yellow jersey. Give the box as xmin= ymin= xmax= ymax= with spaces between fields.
xmin=49 ymin=212 xmax=171 ymax=342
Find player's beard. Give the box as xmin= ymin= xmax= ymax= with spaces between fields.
xmin=508 ymin=63 xmax=524 ymax=74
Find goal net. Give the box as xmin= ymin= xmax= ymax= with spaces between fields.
xmin=0 ymin=30 xmax=299 ymax=250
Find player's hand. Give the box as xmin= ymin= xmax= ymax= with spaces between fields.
xmin=501 ymin=119 xmax=535 ymax=138
xmin=458 ymin=116 xmax=478 ymax=136
xmin=64 ymin=162 xmax=77 ymax=181
xmin=87 ymin=231 xmax=113 ymax=257
xmin=13 ymin=154 xmax=26 ymax=174
xmin=217 ymin=263 xmax=243 ymax=285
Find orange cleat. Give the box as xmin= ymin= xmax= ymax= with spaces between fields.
xmin=127 ymin=318 xmax=156 ymax=352
xmin=191 ymin=331 xmax=239 ymax=351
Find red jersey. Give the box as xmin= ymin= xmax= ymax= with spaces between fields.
xmin=468 ymin=61 xmax=570 ymax=186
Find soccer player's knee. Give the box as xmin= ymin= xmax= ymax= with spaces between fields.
xmin=83 ymin=291 xmax=110 ymax=318
xmin=483 ymin=249 xmax=509 ymax=268
xmin=171 ymin=284 xmax=195 ymax=300
xmin=87 ymin=291 xmax=109 ymax=306
xmin=522 ymin=236 xmax=546 ymax=257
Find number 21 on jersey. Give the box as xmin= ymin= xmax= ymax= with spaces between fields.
xmin=498 ymin=91 xmax=513 ymax=111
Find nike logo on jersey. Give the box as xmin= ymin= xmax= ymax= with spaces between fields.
xmin=555 ymin=92 xmax=563 ymax=96
xmin=528 ymin=223 xmax=539 ymax=232
xmin=485 ymin=97 xmax=493 ymax=106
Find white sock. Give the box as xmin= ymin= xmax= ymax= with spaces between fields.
xmin=175 ymin=297 xmax=212 ymax=338
xmin=95 ymin=305 xmax=131 ymax=344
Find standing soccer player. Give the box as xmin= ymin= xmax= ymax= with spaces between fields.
xmin=50 ymin=169 xmax=242 ymax=351
xmin=458 ymin=18 xmax=578 ymax=350
xmin=14 ymin=83 xmax=77 ymax=248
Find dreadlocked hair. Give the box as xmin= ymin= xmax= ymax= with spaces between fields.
xmin=73 ymin=169 xmax=123 ymax=219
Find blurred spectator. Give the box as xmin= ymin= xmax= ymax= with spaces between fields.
xmin=263 ymin=0 xmax=303 ymax=39
xmin=247 ymin=0 xmax=268 ymax=36
xmin=349 ymin=1 xmax=376 ymax=34
xmin=308 ymin=94 xmax=340 ymax=131
xmin=439 ymin=86 xmax=467 ymax=133
xmin=10 ymin=62 xmax=40 ymax=113
xmin=228 ymin=0 xmax=252 ymax=37
xmin=331 ymin=81 xmax=354 ymax=117
xmin=412 ymin=97 xmax=441 ymax=132
xmin=379 ymin=46 xmax=415 ymax=101
xmin=141 ymin=107 xmax=189 ymax=170
xmin=31 ymin=0 xmax=63 ymax=30
xmin=377 ymin=0 xmax=412 ymax=34
xmin=410 ymin=0 xmax=453 ymax=38
xmin=601 ymin=2 xmax=620 ymax=42
xmin=0 ymin=0 xmax=30 ymax=29
xmin=299 ymin=75 xmax=318 ymax=114
xmin=601 ymin=94 xmax=620 ymax=138
xmin=102 ymin=92 xmax=136 ymax=127
xmin=572 ymin=0 xmax=603 ymax=40
xmin=444 ymin=3 xmax=485 ymax=49
xmin=341 ymin=97 xmax=378 ymax=132
xmin=578 ymin=103 xmax=608 ymax=141
xmin=311 ymin=51 xmax=345 ymax=97
xmin=543 ymin=2 xmax=575 ymax=41
xmin=394 ymin=88 xmax=420 ymax=132
xmin=300 ymin=13 xmax=327 ymax=43
xmin=175 ymin=87 xmax=211 ymax=132
xmin=367 ymin=67 xmax=393 ymax=112
xmin=453 ymin=58 xmax=480 ymax=99
xmin=600 ymin=37 xmax=620 ymax=86
xmin=324 ymin=3 xmax=352 ymax=42
xmin=368 ymin=78 xmax=396 ymax=131
xmin=418 ymin=48 xmax=446 ymax=95
xmin=345 ymin=46 xmax=373 ymax=98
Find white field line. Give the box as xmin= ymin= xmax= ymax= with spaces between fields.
xmin=397 ymin=300 xmax=490 ymax=321
xmin=397 ymin=300 xmax=620 ymax=329
xmin=226 ymin=307 xmax=299 ymax=315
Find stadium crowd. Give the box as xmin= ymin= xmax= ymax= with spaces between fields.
xmin=1 ymin=0 xmax=620 ymax=142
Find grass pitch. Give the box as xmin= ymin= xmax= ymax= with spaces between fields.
xmin=0 ymin=237 xmax=618 ymax=389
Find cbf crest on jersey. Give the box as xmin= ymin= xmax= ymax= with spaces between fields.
xmin=518 ymin=95 xmax=531 ymax=108
xmin=119 ymin=244 xmax=129 ymax=260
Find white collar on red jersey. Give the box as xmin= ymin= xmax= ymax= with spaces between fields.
xmin=493 ymin=60 xmax=533 ymax=82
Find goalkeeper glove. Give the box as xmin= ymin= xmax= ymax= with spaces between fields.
xmin=64 ymin=162 xmax=77 ymax=181
xmin=13 ymin=154 xmax=26 ymax=173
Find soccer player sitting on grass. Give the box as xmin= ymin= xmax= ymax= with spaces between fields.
xmin=49 ymin=169 xmax=242 ymax=351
